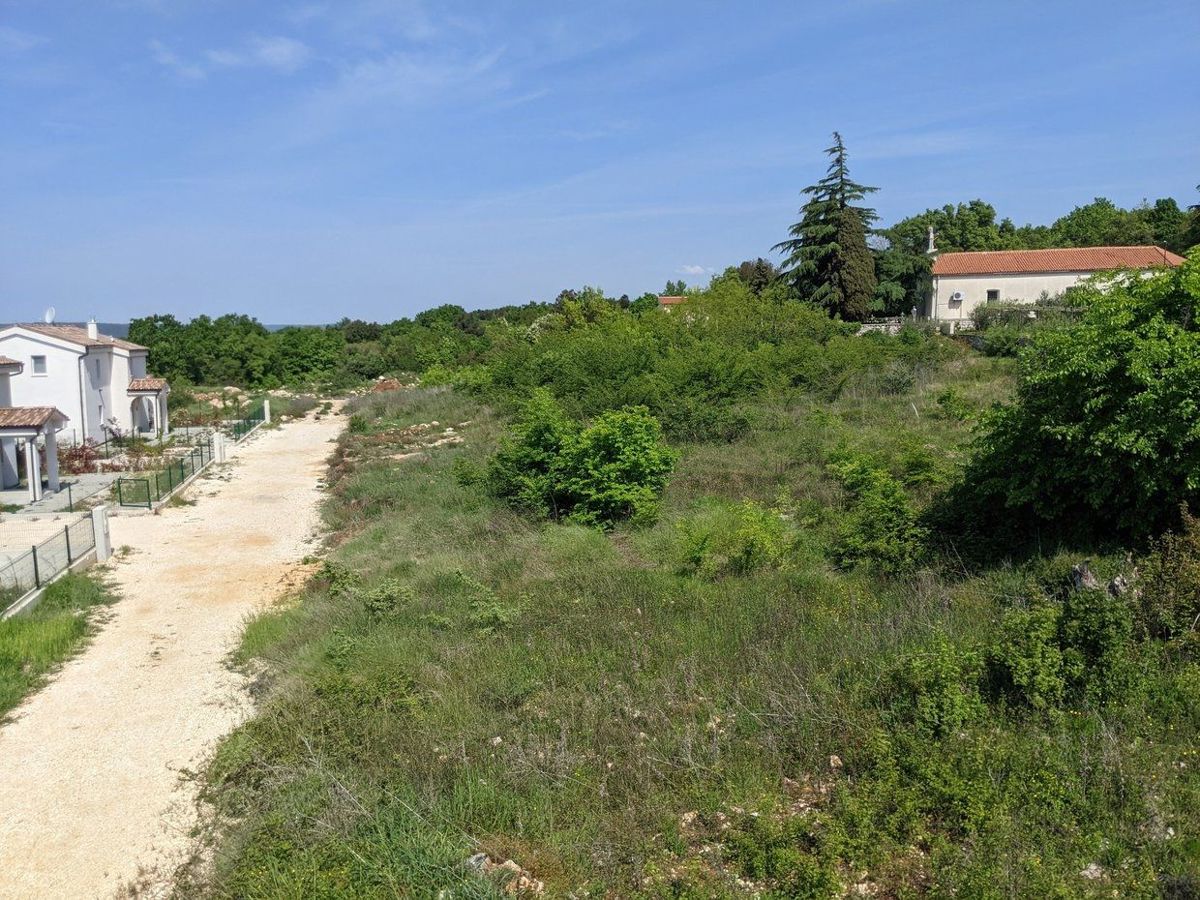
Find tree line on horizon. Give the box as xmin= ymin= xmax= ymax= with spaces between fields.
xmin=129 ymin=136 xmax=1199 ymax=386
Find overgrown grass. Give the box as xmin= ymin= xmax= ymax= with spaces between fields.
xmin=191 ymin=366 xmax=1199 ymax=897
xmin=0 ymin=574 xmax=116 ymax=718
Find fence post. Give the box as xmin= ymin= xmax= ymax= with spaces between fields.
xmin=92 ymin=506 xmax=111 ymax=562
xmin=92 ymin=506 xmax=110 ymax=562
xmin=67 ymin=482 xmax=74 ymax=512
xmin=64 ymin=525 xmax=72 ymax=564
xmin=116 ymin=478 xmax=123 ymax=506
xmin=31 ymin=545 xmax=40 ymax=588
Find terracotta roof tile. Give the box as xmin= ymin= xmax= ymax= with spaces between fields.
xmin=0 ymin=356 xmax=21 ymax=368
xmin=932 ymin=245 xmax=1185 ymax=276
xmin=7 ymin=323 xmax=146 ymax=351
xmin=0 ymin=407 xmax=66 ymax=429
xmin=658 ymin=295 xmax=687 ymax=306
xmin=128 ymin=377 xmax=169 ymax=393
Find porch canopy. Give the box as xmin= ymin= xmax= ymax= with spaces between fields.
xmin=0 ymin=406 xmax=69 ymax=503
xmin=127 ymin=377 xmax=170 ymax=435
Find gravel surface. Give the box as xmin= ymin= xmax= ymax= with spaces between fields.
xmin=0 ymin=409 xmax=343 ymax=898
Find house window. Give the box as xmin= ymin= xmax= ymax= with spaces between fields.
xmin=986 ymin=289 xmax=1000 ymax=303
xmin=31 ymin=355 xmax=47 ymax=375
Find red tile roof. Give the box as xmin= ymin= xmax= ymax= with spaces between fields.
xmin=932 ymin=245 xmax=1185 ymax=276
xmin=0 ymin=407 xmax=66 ymax=429
xmin=658 ymin=295 xmax=687 ymax=306
xmin=0 ymin=356 xmax=21 ymax=368
xmin=8 ymin=323 xmax=146 ymax=351
xmin=128 ymin=377 xmax=169 ymax=393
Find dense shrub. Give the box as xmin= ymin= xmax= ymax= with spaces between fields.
xmin=894 ymin=635 xmax=984 ymax=735
xmin=828 ymin=453 xmax=927 ymax=574
xmin=485 ymin=391 xmax=675 ymax=527
xmin=1139 ymin=507 xmax=1200 ymax=642
xmin=556 ymin=406 xmax=677 ymax=526
xmin=484 ymin=389 xmax=577 ymax=518
xmin=1059 ymin=586 xmax=1137 ymax=705
xmin=988 ymin=603 xmax=1065 ymax=710
xmin=960 ymin=251 xmax=1200 ymax=540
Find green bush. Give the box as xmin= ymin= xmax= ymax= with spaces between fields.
xmin=1060 ymin=586 xmax=1137 ymax=705
xmin=829 ymin=454 xmax=927 ymax=574
xmin=677 ymin=500 xmax=794 ymax=579
xmin=933 ymin=387 xmax=974 ymax=421
xmin=988 ymin=603 xmax=1065 ymax=710
xmin=894 ymin=635 xmax=984 ymax=735
xmin=1139 ymin=507 xmax=1200 ymax=643
xmin=361 ymin=579 xmax=413 ymax=620
xmin=961 ymin=251 xmax=1200 ymax=540
xmin=485 ymin=392 xmax=676 ymax=527
xmin=484 ymin=389 xmax=577 ymax=518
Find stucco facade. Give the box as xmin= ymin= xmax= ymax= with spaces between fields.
xmin=0 ymin=323 xmax=166 ymax=443
xmin=926 ymin=245 xmax=1186 ymax=330
xmin=929 ymin=270 xmax=1093 ymax=327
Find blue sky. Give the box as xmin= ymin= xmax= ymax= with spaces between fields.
xmin=1 ymin=1 xmax=1197 ymax=324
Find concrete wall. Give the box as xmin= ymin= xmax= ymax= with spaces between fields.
xmin=0 ymin=372 xmax=10 ymax=407
xmin=929 ymin=271 xmax=1089 ymax=326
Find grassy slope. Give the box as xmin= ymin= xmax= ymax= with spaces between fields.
xmin=192 ymin=360 xmax=1199 ymax=898
xmin=0 ymin=575 xmax=116 ymax=718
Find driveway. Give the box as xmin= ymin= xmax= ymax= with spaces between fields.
xmin=0 ymin=409 xmax=343 ymax=898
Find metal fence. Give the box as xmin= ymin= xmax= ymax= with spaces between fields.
xmin=114 ymin=434 xmax=215 ymax=509
xmin=226 ymin=401 xmax=266 ymax=442
xmin=0 ymin=514 xmax=97 ymax=609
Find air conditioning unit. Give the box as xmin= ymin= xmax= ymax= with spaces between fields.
xmin=950 ymin=291 xmax=965 ymax=303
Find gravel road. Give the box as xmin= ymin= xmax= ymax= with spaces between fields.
xmin=0 ymin=408 xmax=343 ymax=898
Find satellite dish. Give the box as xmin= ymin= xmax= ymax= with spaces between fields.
xmin=43 ymin=306 xmax=56 ymax=324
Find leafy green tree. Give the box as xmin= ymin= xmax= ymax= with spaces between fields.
xmin=1137 ymin=198 xmax=1188 ymax=252
xmin=1180 ymin=186 xmax=1200 ymax=251
xmin=1050 ymin=197 xmax=1153 ymax=247
xmin=735 ymin=258 xmax=778 ymax=294
xmin=962 ymin=249 xmax=1200 ymax=539
xmin=628 ymin=293 xmax=661 ymax=316
xmin=662 ymin=279 xmax=688 ymax=296
xmin=774 ymin=132 xmax=878 ymax=321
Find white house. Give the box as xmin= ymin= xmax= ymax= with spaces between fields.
xmin=927 ymin=244 xmax=1185 ymax=328
xmin=0 ymin=356 xmax=69 ymax=502
xmin=0 ymin=321 xmax=169 ymax=444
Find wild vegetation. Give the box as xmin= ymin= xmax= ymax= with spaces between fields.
xmin=185 ymin=250 xmax=1200 ymax=897
xmin=0 ymin=575 xmax=115 ymax=718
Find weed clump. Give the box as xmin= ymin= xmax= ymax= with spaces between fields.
xmin=677 ymin=500 xmax=794 ymax=579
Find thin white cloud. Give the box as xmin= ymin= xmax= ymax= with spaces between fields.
xmin=148 ymin=39 xmax=205 ymax=80
xmin=677 ymin=264 xmax=711 ymax=276
xmin=207 ymin=36 xmax=312 ymax=74
xmin=151 ymin=35 xmax=311 ymax=80
xmin=0 ymin=26 xmax=45 ymax=54
xmin=332 ymin=48 xmax=504 ymax=105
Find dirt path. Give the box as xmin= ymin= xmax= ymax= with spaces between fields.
xmin=0 ymin=409 xmax=344 ymax=899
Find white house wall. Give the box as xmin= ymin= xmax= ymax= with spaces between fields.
xmin=0 ymin=332 xmax=84 ymax=436
xmin=108 ymin=351 xmax=135 ymax=434
xmin=930 ymin=271 xmax=1090 ymax=325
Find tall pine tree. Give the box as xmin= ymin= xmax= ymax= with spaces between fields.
xmin=774 ymin=132 xmax=878 ymax=320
